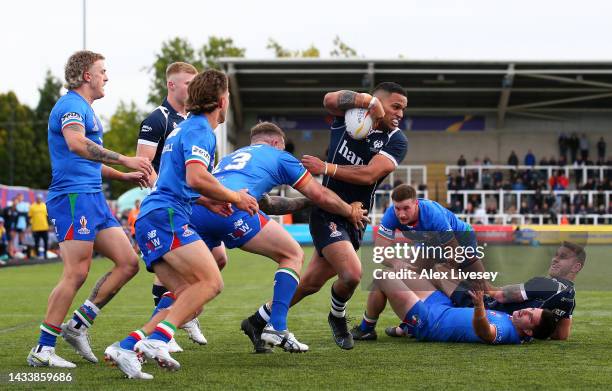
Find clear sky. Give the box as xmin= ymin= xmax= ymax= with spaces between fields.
xmin=2 ymin=0 xmax=611 ymax=119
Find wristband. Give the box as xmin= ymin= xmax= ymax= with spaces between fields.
xmin=368 ymin=97 xmax=378 ymax=110
xmin=331 ymin=163 xmax=338 ymax=177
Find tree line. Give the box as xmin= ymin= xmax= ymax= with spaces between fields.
xmin=0 ymin=36 xmax=358 ymax=197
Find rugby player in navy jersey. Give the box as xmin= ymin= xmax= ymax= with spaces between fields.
xmin=104 ymin=70 xmax=258 ymax=379
xmin=135 ymin=62 xmax=209 ymax=348
xmin=243 ymin=82 xmax=408 ymax=350
xmin=28 ymin=51 xmax=153 ymax=368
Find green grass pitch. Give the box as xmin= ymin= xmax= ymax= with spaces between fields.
xmin=1 ymin=246 xmax=611 ymax=390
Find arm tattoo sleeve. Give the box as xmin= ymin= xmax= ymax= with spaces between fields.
xmin=84 ymin=139 xmax=121 ymax=164
xmin=337 ymin=91 xmax=358 ymax=111
xmin=258 ymin=195 xmax=313 ymax=215
xmin=501 ymin=284 xmax=525 ymax=303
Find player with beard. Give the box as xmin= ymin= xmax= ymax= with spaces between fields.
xmin=242 ymin=82 xmax=408 ymax=351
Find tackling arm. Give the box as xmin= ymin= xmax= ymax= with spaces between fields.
xmin=258 ymin=194 xmax=313 ymax=215
xmin=295 ymin=178 xmax=367 ymax=228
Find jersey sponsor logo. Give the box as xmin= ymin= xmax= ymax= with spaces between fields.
xmin=192 ymin=146 xmax=211 ymax=164
xmin=61 ymin=112 xmax=83 ymax=124
xmin=370 ymin=139 xmax=384 ymax=153
xmin=92 ymin=117 xmax=100 ymax=132
xmin=552 ymin=308 xmax=566 ymax=317
xmin=162 ymin=144 xmax=173 ymax=153
xmin=141 ymin=124 xmax=153 ymax=133
xmin=51 ymin=219 xmax=58 ymax=235
xmin=172 ymin=121 xmax=178 ymax=129
xmin=409 ymin=313 xmax=422 ymax=327
xmin=338 ymin=139 xmax=364 ymax=165
xmin=182 ymin=224 xmax=194 ymax=237
xmin=147 ymin=229 xmax=157 ymax=239
xmin=77 ymin=216 xmax=90 ymax=235
xmin=329 ymin=222 xmax=342 ymax=238
xmin=145 ymin=229 xmax=162 ymax=253
xmin=229 ymin=218 xmax=252 ymax=240
xmin=379 ymin=225 xmax=393 ymax=237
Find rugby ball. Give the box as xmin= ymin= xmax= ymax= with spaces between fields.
xmin=344 ymin=108 xmax=373 ymax=140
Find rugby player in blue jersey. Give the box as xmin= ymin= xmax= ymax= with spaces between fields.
xmin=190 ymin=122 xmax=367 ymax=353
xmin=243 ymin=83 xmax=408 ymax=350
xmin=27 ymin=51 xmax=154 ymax=368
xmin=136 ymin=62 xmax=208 ymax=348
xmin=375 ymin=274 xmax=557 ymax=345
xmin=104 ymin=69 xmax=258 ymax=379
xmin=351 ymin=184 xmax=486 ymax=340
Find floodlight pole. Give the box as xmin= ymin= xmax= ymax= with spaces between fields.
xmin=83 ymin=0 xmax=87 ymax=49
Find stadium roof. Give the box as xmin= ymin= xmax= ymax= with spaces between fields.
xmin=218 ymin=58 xmax=612 ymax=128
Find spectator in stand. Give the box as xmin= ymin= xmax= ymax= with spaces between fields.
xmin=15 ymin=194 xmax=30 ymax=254
xmin=483 ymin=156 xmax=492 ymax=165
xmin=579 ymin=133 xmax=590 ymax=161
xmin=539 ymin=156 xmax=549 ymax=166
xmin=556 ymin=155 xmax=566 ymax=166
xmin=558 ymin=132 xmax=568 ymax=162
xmin=0 ymin=217 xmax=8 ymax=263
xmin=524 ymin=149 xmax=536 ymax=166
xmin=549 ymin=170 xmax=569 ymax=190
xmin=597 ymin=137 xmax=606 ymax=162
xmin=569 ymin=133 xmax=579 ymax=163
xmin=29 ymin=194 xmax=49 ymax=259
xmin=507 ymin=150 xmax=519 ymax=166
xmin=449 ymin=200 xmax=463 ymax=214
xmin=512 ymin=177 xmax=526 ymax=191
xmin=519 ymin=200 xmax=530 ymax=215
xmin=457 ymin=154 xmax=467 ymax=166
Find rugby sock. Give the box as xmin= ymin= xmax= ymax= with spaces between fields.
xmin=149 ymin=320 xmax=177 ymax=343
xmin=269 ymin=268 xmax=299 ymax=331
xmin=249 ymin=303 xmax=271 ymax=330
xmin=330 ymin=286 xmax=349 ymax=318
xmin=152 ymin=284 xmax=169 ymax=306
xmin=151 ymin=291 xmax=176 ymax=318
xmin=359 ymin=312 xmax=378 ymax=333
xmin=68 ymin=300 xmax=99 ymax=329
xmin=37 ymin=322 xmax=61 ymax=349
xmin=119 ymin=329 xmax=147 ymax=351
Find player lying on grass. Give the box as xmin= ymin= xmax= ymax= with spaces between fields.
xmin=103 ymin=69 xmax=258 ymax=379
xmin=378 ymin=241 xmax=583 ymax=341
xmin=374 ymin=267 xmax=557 ymax=344
xmin=350 ymin=184 xmax=488 ymax=341
xmin=244 ymin=82 xmax=409 ymax=351
xmin=28 ymin=50 xmax=153 ymax=369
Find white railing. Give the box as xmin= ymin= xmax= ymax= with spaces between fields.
xmin=456 ymin=213 xmax=612 ymax=226
xmin=446 ymin=164 xmax=611 ymax=186
xmin=447 ymin=189 xmax=612 ymax=214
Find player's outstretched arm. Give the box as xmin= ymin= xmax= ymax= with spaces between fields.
xmin=295 ymin=179 xmax=368 ymax=229
xmin=186 ymin=163 xmax=258 ymax=216
xmin=301 ymin=154 xmax=395 ymax=186
xmin=488 ymin=284 xmax=525 ymax=304
xmin=62 ymin=124 xmax=153 ymax=176
xmin=101 ymin=165 xmax=148 ymax=187
xmin=323 ymin=90 xmax=384 ymax=119
xmin=258 ymin=194 xmax=313 ymax=215
xmin=468 ymin=290 xmax=497 ymax=344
